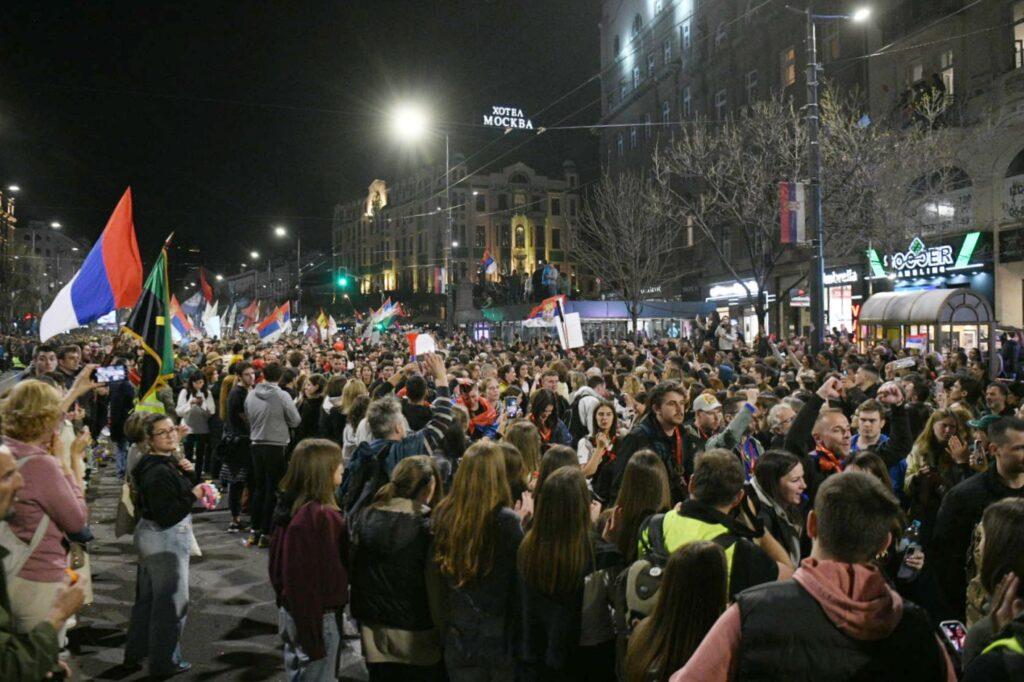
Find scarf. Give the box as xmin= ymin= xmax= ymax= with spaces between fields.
xmin=815 ymin=445 xmax=844 ymax=474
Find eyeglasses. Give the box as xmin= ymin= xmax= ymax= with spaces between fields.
xmin=152 ymin=428 xmax=179 ymax=438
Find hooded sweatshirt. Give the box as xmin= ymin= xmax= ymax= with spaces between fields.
xmin=670 ymin=559 xmax=956 ymax=682
xmin=245 ymin=381 xmax=301 ymax=446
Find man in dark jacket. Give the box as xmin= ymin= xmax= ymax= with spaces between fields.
xmin=109 ymin=361 xmax=137 ymax=481
xmin=610 ymin=381 xmax=691 ymax=503
xmin=932 ymin=417 xmax=1024 ymax=621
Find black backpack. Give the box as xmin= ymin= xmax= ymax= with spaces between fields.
xmin=566 ymin=394 xmax=589 ymax=444
xmin=340 ymin=441 xmax=393 ymax=522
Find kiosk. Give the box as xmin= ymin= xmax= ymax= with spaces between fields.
xmin=858 ymin=288 xmax=997 ymax=376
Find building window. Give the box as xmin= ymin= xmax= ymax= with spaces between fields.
xmin=647 ymin=53 xmax=656 ymax=78
xmin=1015 ymin=1 xmax=1024 ymax=68
xmin=534 ymin=224 xmax=546 ymax=248
xmin=633 ymin=65 xmax=641 ymax=89
xmin=500 ymin=226 xmax=510 ymax=248
xmin=662 ymin=100 xmax=671 ymax=125
xmin=620 ymin=80 xmax=628 ymax=99
xmin=715 ymin=22 xmax=728 ymax=50
xmin=940 ymin=49 xmax=954 ymax=95
xmin=475 ymin=193 xmax=486 ymax=211
xmin=908 ymin=62 xmax=924 ymax=85
xmin=498 ymin=194 xmax=508 ymax=210
xmin=682 ymin=87 xmax=692 ymax=118
xmin=613 ymin=34 xmax=620 ymax=57
xmin=686 ymin=216 xmax=694 ymax=247
xmin=644 ymin=112 xmax=653 ymax=139
xmin=663 ymin=38 xmax=672 ymax=64
xmin=715 ymin=89 xmax=727 ymax=121
xmin=822 ymin=22 xmax=840 ymax=61
xmin=781 ymin=47 xmax=796 ymax=87
xmin=551 ymin=198 xmax=561 ymax=216
xmin=475 ymin=225 xmax=486 ymax=248
xmin=632 ymin=13 xmax=642 ymax=38
xmin=617 ymin=132 xmax=624 ymax=157
xmin=630 ymin=126 xmax=638 ymax=149
xmin=681 ymin=20 xmax=691 ymax=51
xmin=745 ymin=70 xmax=758 ymax=104
xmin=515 ymin=225 xmax=526 ymax=248
xmin=551 ymin=229 xmax=561 ymax=250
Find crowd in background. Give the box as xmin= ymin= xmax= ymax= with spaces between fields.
xmin=0 ymin=315 xmax=1022 ymax=680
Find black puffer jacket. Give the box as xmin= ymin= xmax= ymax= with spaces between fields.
xmin=350 ymin=497 xmax=433 ymax=631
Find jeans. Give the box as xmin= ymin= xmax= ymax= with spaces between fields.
xmin=250 ymin=443 xmax=287 ymax=535
xmin=115 ymin=439 xmax=129 ymax=480
xmin=182 ymin=433 xmax=211 ymax=476
xmin=124 ymin=516 xmax=192 ymax=676
xmin=280 ymin=607 xmax=340 ymax=682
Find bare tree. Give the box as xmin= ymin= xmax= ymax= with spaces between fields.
xmin=573 ymin=172 xmax=686 ymax=335
xmin=653 ymin=90 xmax=968 ymax=334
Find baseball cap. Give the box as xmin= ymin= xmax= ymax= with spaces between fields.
xmin=692 ymin=393 xmax=722 ymax=412
xmin=967 ymin=414 xmax=1001 ymax=430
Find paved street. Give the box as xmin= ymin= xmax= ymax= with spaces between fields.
xmin=68 ymin=464 xmax=285 ymax=681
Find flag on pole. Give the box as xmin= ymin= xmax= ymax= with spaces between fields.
xmin=257 ymin=302 xmax=291 ymax=343
xmin=779 ymin=181 xmax=806 ymax=244
xmin=906 ymin=334 xmax=928 ymax=352
xmin=223 ymin=303 xmax=237 ymax=333
xmin=199 ymin=267 xmax=214 ymax=304
xmin=181 ymin=291 xmax=204 ymax=318
xmin=305 ymin=319 xmax=321 ymax=344
xmin=122 ymin=244 xmax=174 ymax=406
xmin=241 ymin=300 xmax=260 ymax=330
xmin=202 ymin=300 xmax=218 ymax=324
xmin=481 ymin=249 xmax=497 ymax=276
xmin=40 ymin=188 xmax=143 ymax=341
xmin=317 ymin=308 xmax=329 ymax=331
xmin=169 ymin=295 xmax=194 ymax=342
xmin=524 ymin=295 xmax=567 ymax=326
xmin=327 ymin=315 xmax=338 ymax=337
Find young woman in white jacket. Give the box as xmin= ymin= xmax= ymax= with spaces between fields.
xmin=176 ymin=373 xmax=215 ymax=475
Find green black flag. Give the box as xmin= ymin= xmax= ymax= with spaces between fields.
xmin=122 ymin=247 xmax=174 ymax=407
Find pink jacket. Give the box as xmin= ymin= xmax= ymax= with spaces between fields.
xmin=3 ymin=437 xmax=88 ymax=582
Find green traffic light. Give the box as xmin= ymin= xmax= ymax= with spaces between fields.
xmin=336 ymin=276 xmax=349 ymax=288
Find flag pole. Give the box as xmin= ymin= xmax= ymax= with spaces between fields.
xmin=105 ymin=233 xmax=175 ymax=365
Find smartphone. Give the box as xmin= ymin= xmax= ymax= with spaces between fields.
xmin=92 ymin=365 xmax=127 ymax=383
xmin=505 ymin=397 xmax=519 ymax=419
xmin=939 ymin=620 xmax=966 ymax=655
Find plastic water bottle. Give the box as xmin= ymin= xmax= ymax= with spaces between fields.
xmin=897 ymin=520 xmax=922 ymax=581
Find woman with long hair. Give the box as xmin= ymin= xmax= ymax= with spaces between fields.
xmin=175 ymin=372 xmax=215 ymax=475
xmin=293 ymin=373 xmax=325 ymax=443
xmin=342 ymin=394 xmax=370 ymax=465
xmin=528 ymin=389 xmax=572 ymax=449
xmin=625 ymin=542 xmax=728 ymax=682
xmin=534 ymin=445 xmax=579 ymax=499
xmin=124 ymin=413 xmax=213 ymax=677
xmin=611 ymin=450 xmax=671 ymax=565
xmin=742 ymin=449 xmax=807 ymax=567
xmin=505 ymin=420 xmax=543 ymax=485
xmin=516 ymin=466 xmax=597 ymax=681
xmin=0 ymin=380 xmax=88 ymax=648
xmin=433 ymin=441 xmax=524 ymax=681
xmin=351 ymin=455 xmax=444 ymax=681
xmin=905 ymin=405 xmax=972 ymax=540
xmin=318 ymin=375 xmax=347 ymax=443
xmin=578 ymin=401 xmax=620 ymax=500
xmin=268 ymin=439 xmax=348 ymax=682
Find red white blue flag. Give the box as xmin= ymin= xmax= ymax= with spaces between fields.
xmin=779 ymin=181 xmax=806 ymax=244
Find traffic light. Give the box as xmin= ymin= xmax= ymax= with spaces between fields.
xmin=336 ymin=267 xmax=350 ymax=289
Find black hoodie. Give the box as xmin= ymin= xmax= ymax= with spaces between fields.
xmin=133 ymin=454 xmax=198 ymax=529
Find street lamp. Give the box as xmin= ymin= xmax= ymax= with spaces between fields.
xmin=250 ymin=250 xmax=260 ymax=260
xmin=273 ymin=225 xmax=302 ymax=315
xmin=50 ymin=221 xmax=62 ymax=229
xmin=6 ymin=185 xmax=20 ymax=193
xmin=794 ymin=3 xmax=870 ymax=352
xmin=391 ymin=102 xmax=455 ymax=333
xmin=215 ymin=274 xmax=224 ymax=281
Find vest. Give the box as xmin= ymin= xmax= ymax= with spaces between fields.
xmin=736 ymin=580 xmax=945 ymax=681
xmin=660 ymin=512 xmax=739 ymax=594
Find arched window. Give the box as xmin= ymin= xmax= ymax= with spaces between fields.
xmin=509 ymin=173 xmax=529 ymax=185
xmin=632 ymin=14 xmax=643 ymax=38
xmin=515 ymin=225 xmax=526 ymax=248
xmin=1004 ymin=149 xmax=1024 ymax=221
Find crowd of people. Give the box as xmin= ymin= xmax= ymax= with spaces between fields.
xmin=0 ymin=319 xmax=1022 ymax=680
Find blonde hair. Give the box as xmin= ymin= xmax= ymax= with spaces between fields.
xmin=504 ymin=419 xmax=542 ymax=473
xmin=340 ymin=379 xmax=368 ymax=414
xmin=0 ymin=380 xmax=63 ymax=442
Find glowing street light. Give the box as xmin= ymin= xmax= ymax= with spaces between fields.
xmin=851 ymin=7 xmax=871 ymax=22
xmin=50 ymin=221 xmax=62 ymax=229
xmin=7 ymin=185 xmax=20 ymax=193
xmin=250 ymin=250 xmax=260 ymax=260
xmin=274 ymin=225 xmax=287 ymax=237
xmin=215 ymin=274 xmax=224 ymax=281
xmin=390 ymin=103 xmax=429 ymax=143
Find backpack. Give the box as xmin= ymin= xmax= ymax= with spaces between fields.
xmin=340 ymin=441 xmax=394 ymax=522
xmin=0 ymin=456 xmax=51 ymax=580
xmin=566 ymin=394 xmax=589 ymax=444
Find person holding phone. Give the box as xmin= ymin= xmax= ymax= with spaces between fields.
xmin=176 ymin=373 xmax=216 ymax=477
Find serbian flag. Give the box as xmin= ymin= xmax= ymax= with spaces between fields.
xmin=40 ymin=188 xmax=143 ymax=341
xmin=199 ymin=267 xmax=214 ymax=303
xmin=169 ymin=295 xmax=194 ymax=342
xmin=481 ymin=249 xmax=497 ymax=275
xmin=257 ymin=301 xmax=291 ymax=343
xmin=528 ymin=292 xmax=569 ymax=327
xmin=241 ymin=300 xmax=260 ymax=330
xmin=906 ymin=334 xmax=928 ymax=352
xmin=779 ymin=181 xmax=806 ymax=244
xmin=305 ymin=319 xmax=321 ymax=344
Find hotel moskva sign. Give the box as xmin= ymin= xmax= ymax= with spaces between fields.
xmin=483 ymin=106 xmax=534 ymax=130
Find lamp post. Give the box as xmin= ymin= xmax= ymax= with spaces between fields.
xmin=391 ymin=103 xmax=454 ymax=333
xmin=274 ymin=225 xmax=301 ymax=315
xmin=794 ymin=3 xmax=870 ymax=352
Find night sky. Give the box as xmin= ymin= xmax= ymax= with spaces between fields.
xmin=0 ymin=0 xmax=600 ymax=285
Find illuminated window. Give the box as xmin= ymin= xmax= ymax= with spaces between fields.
xmin=663 ymin=38 xmax=672 ymax=64
xmin=781 ymin=47 xmax=796 ymax=87
xmin=633 ymin=65 xmax=641 ymax=89
xmin=515 ymin=225 xmax=525 ymax=248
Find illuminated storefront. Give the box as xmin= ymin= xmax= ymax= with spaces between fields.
xmin=866 ymin=231 xmax=993 ymax=306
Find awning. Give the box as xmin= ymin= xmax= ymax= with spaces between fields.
xmin=858 ymin=289 xmax=994 ymax=325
